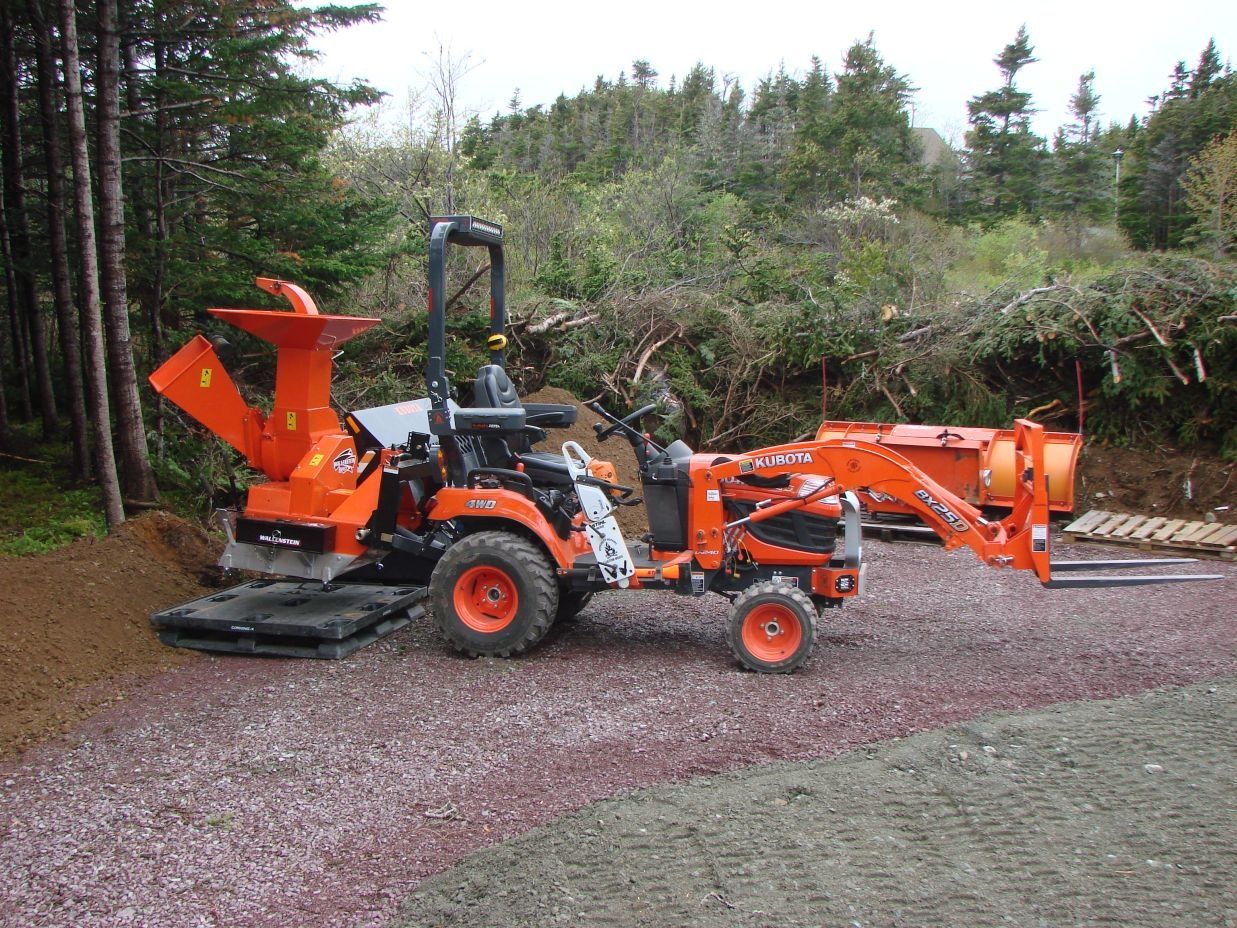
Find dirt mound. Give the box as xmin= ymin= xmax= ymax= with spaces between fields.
xmin=0 ymin=511 xmax=221 ymax=755
xmin=401 ymin=679 xmax=1237 ymax=928
xmin=1076 ymin=442 xmax=1233 ymax=521
xmin=526 ymin=386 xmax=649 ymax=537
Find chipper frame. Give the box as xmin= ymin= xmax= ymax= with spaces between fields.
xmin=149 ymin=216 xmax=1223 ymax=668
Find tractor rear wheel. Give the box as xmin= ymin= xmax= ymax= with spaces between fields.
xmin=726 ymin=581 xmax=817 ymax=674
xmin=430 ymin=530 xmax=559 ymax=658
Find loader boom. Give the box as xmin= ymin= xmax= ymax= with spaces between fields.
xmin=691 ymin=420 xmax=1220 ymax=588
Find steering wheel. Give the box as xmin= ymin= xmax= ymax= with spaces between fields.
xmin=591 ymin=402 xmax=657 ymax=442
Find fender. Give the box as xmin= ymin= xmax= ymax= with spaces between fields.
xmin=427 ymin=486 xmax=590 ymax=569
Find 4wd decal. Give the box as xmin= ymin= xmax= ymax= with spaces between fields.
xmin=747 ymin=451 xmax=815 ymax=470
xmin=913 ymin=488 xmax=969 ymax=533
xmin=466 ymin=499 xmax=497 ymax=510
xmin=332 ymin=448 xmax=357 ymax=474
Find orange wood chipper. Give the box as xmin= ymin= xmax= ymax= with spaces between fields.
xmin=149 ymin=217 xmax=1221 ymax=669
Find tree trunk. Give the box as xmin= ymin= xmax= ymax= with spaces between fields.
xmin=59 ymin=0 xmax=125 ymax=528
xmin=31 ymin=0 xmax=91 ymax=478
xmin=121 ymin=28 xmax=168 ymax=459
xmin=0 ymin=319 xmax=9 ymax=447
xmin=0 ymin=6 xmax=59 ymax=438
xmin=0 ymin=174 xmax=32 ymax=422
xmin=0 ymin=182 xmax=10 ymax=444
xmin=96 ymin=0 xmax=157 ymax=503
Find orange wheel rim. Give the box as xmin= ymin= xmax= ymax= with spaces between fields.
xmin=741 ymin=603 xmax=803 ymax=663
xmin=454 ymin=566 xmax=519 ymax=633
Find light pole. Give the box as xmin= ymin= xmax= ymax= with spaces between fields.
xmin=1112 ymin=148 xmax=1124 ymax=225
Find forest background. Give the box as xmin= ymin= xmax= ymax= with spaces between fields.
xmin=0 ymin=0 xmax=1233 ymax=542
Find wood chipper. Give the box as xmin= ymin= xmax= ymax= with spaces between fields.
xmin=148 ymin=216 xmax=1222 ymax=669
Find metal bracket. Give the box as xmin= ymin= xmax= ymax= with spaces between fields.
xmin=561 ymin=440 xmax=635 ymax=587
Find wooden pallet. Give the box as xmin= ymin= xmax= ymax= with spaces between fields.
xmin=1063 ymin=510 xmax=1237 ymax=560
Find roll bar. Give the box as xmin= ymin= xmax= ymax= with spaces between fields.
xmin=426 ymin=215 xmax=506 ymax=434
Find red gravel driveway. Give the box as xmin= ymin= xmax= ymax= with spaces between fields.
xmin=1 ymin=540 xmax=1233 ymax=928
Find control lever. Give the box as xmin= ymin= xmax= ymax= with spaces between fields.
xmin=589 ymin=402 xmax=664 ymax=452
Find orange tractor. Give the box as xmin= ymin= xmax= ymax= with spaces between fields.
xmin=149 ymin=217 xmax=1220 ymax=670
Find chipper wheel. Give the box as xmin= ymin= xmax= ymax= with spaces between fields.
xmin=429 ymin=530 xmax=559 ymax=658
xmin=726 ymin=582 xmax=817 ymax=674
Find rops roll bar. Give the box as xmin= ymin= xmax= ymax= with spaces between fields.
xmin=426 ymin=215 xmax=506 ymax=434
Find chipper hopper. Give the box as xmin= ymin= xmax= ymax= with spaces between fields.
xmin=148 ymin=216 xmax=1223 ymax=669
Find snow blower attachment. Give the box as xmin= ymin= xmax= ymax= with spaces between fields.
xmin=149 ymin=217 xmax=1223 ymax=667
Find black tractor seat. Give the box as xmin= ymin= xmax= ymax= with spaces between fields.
xmin=469 ymin=364 xmax=577 ymax=487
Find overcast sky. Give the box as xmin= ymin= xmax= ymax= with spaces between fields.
xmin=307 ymin=0 xmax=1234 ymax=144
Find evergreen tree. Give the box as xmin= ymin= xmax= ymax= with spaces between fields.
xmin=735 ymin=67 xmax=800 ymax=204
xmin=780 ymin=57 xmax=831 ymax=201
xmin=1119 ymin=41 xmax=1236 ymax=248
xmin=1047 ymin=71 xmax=1110 ymax=246
xmin=120 ymin=0 xmax=390 ymax=319
xmin=828 ymin=38 xmax=918 ymax=203
xmin=964 ymin=26 xmax=1046 ymax=220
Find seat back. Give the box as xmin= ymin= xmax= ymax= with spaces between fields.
xmin=473 ymin=364 xmax=533 ymax=461
xmin=474 ymin=364 xmax=521 ymax=410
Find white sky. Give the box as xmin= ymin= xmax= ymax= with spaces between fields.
xmin=307 ymin=0 xmax=1235 ymax=144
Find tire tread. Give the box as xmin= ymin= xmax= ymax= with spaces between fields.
xmin=725 ymin=580 xmax=817 ymax=674
xmin=430 ymin=530 xmax=558 ymax=658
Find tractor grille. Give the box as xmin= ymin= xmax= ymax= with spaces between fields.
xmin=727 ymin=501 xmax=837 ymax=554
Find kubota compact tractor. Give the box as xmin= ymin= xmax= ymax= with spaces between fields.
xmin=149 ymin=216 xmax=1221 ymax=670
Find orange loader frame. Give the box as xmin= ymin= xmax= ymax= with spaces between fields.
xmin=427 ymin=418 xmax=1208 ymax=593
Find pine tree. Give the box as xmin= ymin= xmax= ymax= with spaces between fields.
xmin=780 ymin=57 xmax=831 ymax=201
xmin=1119 ymin=41 xmax=1236 ymax=248
xmin=1048 ymin=71 xmax=1110 ymax=248
xmin=964 ymin=26 xmax=1046 ymax=220
xmin=120 ymin=1 xmax=389 ymax=316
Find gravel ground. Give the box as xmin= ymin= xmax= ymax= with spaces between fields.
xmin=0 ymin=539 xmax=1233 ymax=928
xmin=402 ymin=677 xmax=1237 ymax=928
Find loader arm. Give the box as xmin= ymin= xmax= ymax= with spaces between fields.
xmin=698 ymin=420 xmax=1221 ymax=588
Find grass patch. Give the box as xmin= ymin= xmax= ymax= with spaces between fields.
xmin=0 ymin=437 xmax=106 ymax=557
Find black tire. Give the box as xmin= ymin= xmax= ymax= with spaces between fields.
xmin=555 ymin=590 xmax=594 ymax=622
xmin=429 ymin=530 xmax=559 ymax=658
xmin=725 ymin=581 xmax=817 ymax=674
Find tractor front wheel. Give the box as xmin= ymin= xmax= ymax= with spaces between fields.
xmin=726 ymin=582 xmax=817 ymax=674
xmin=430 ymin=531 xmax=559 ymax=658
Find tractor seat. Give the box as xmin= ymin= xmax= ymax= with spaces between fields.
xmin=472 ymin=364 xmax=573 ymax=486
